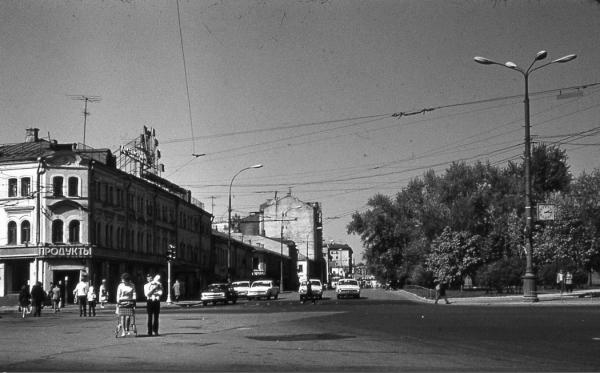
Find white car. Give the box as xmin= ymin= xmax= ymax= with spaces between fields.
xmin=299 ymin=279 xmax=323 ymax=300
xmin=232 ymin=281 xmax=251 ymax=298
xmin=336 ymin=278 xmax=361 ymax=299
xmin=247 ymin=280 xmax=279 ymax=300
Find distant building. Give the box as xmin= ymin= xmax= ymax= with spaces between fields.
xmin=325 ymin=242 xmax=353 ymax=286
xmin=259 ymin=193 xmax=323 ymax=282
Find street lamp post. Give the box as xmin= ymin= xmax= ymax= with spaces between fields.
xmin=306 ymin=232 xmax=310 ymax=280
xmin=228 ymin=164 xmax=263 ymax=282
xmin=474 ymin=50 xmax=576 ymax=302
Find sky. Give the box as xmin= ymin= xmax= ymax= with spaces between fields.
xmin=2 ymin=0 xmax=600 ymax=261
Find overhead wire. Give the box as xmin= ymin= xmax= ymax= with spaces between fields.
xmin=176 ymin=0 xmax=196 ymax=156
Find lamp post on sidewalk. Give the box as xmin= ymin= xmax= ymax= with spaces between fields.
xmin=228 ymin=164 xmax=262 ymax=282
xmin=474 ymin=50 xmax=576 ymax=302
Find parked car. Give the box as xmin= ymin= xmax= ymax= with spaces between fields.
xmin=247 ymin=280 xmax=279 ymax=300
xmin=336 ymin=278 xmax=361 ymax=299
xmin=299 ymin=279 xmax=323 ymax=301
xmin=232 ymin=281 xmax=251 ymax=298
xmin=201 ymin=283 xmax=237 ymax=306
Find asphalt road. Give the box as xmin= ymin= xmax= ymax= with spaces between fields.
xmin=1 ymin=288 xmax=600 ymax=372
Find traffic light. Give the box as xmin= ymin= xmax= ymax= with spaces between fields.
xmin=166 ymin=245 xmax=176 ymax=261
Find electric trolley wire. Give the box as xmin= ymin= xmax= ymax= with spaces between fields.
xmin=176 ymin=0 xmax=196 ymax=156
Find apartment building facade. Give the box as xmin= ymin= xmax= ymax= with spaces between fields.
xmin=0 ymin=128 xmax=212 ymax=300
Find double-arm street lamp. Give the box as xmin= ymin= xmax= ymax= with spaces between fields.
xmin=474 ymin=50 xmax=576 ymax=302
xmin=228 ymin=164 xmax=263 ymax=282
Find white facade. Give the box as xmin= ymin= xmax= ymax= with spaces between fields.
xmin=0 ymin=129 xmax=213 ymax=300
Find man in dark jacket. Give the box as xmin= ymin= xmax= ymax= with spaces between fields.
xmin=30 ymin=282 xmax=45 ymax=317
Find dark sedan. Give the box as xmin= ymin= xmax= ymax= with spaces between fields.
xmin=201 ymin=283 xmax=238 ymax=306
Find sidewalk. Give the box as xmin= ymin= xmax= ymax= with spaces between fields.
xmin=399 ymin=288 xmax=600 ymax=306
xmin=0 ymin=300 xmax=204 ymax=314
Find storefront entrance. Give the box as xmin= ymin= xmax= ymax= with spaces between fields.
xmin=53 ymin=270 xmax=80 ymax=305
xmin=9 ymin=260 xmax=31 ymax=293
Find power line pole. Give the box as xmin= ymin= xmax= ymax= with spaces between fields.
xmin=69 ymin=95 xmax=101 ymax=145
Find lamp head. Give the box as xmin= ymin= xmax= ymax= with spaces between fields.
xmin=505 ymin=61 xmax=518 ymax=69
xmin=553 ymin=54 xmax=577 ymax=63
xmin=535 ymin=50 xmax=548 ymax=61
xmin=474 ymin=56 xmax=494 ymax=65
xmin=251 ymin=164 xmax=263 ymax=169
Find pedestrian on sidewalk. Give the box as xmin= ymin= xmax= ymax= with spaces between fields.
xmin=73 ymin=278 xmax=89 ymax=317
xmin=557 ymin=270 xmax=565 ymax=294
xmin=87 ymin=285 xmax=97 ymax=317
xmin=58 ymin=280 xmax=65 ymax=308
xmin=99 ymin=279 xmax=109 ymax=309
xmin=144 ymin=274 xmax=163 ymax=336
xmin=30 ymin=281 xmax=45 ymax=317
xmin=18 ymin=284 xmax=31 ymax=318
xmin=565 ymin=271 xmax=574 ymax=293
xmin=434 ymin=281 xmax=450 ymax=304
xmin=51 ymin=282 xmax=61 ymax=313
xmin=172 ymin=279 xmax=181 ymax=302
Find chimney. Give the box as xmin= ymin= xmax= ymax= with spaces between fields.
xmin=25 ymin=128 xmax=39 ymax=143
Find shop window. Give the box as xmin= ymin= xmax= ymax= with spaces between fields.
xmin=69 ymin=221 xmax=80 ymax=243
xmin=53 ymin=176 xmax=64 ymax=197
xmin=21 ymin=221 xmax=30 ymax=244
xmin=52 ymin=220 xmax=64 ymax=243
xmin=21 ymin=177 xmax=31 ymax=197
xmin=8 ymin=178 xmax=17 ymax=197
xmin=7 ymin=221 xmax=17 ymax=245
xmin=68 ymin=177 xmax=79 ymax=197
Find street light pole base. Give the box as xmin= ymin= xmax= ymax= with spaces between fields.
xmin=522 ymin=272 xmax=538 ymax=302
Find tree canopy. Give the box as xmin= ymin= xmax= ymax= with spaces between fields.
xmin=348 ymin=144 xmax=599 ymax=289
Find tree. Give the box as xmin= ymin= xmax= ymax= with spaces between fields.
xmin=347 ymin=194 xmax=407 ymax=284
xmin=534 ymin=193 xmax=599 ymax=283
xmin=425 ymin=227 xmax=483 ymax=285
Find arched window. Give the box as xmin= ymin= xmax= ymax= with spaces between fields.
xmin=21 ymin=221 xmax=30 ymax=244
xmin=7 ymin=221 xmax=17 ymax=245
xmin=69 ymin=221 xmax=80 ymax=243
xmin=52 ymin=220 xmax=64 ymax=243
xmin=68 ymin=177 xmax=79 ymax=197
xmin=53 ymin=176 xmax=64 ymax=197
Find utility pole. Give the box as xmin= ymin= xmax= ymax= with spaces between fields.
xmin=69 ymin=95 xmax=101 ymax=145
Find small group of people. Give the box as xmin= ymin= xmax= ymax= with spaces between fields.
xmin=17 ymin=272 xmax=165 ymax=337
xmin=556 ymin=270 xmax=574 ymax=294
xmin=115 ymin=272 xmax=164 ymax=337
xmin=18 ymin=282 xmax=46 ymax=318
xmin=73 ymin=278 xmax=108 ymax=317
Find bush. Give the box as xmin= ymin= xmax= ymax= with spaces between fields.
xmin=407 ymin=265 xmax=433 ymax=287
xmin=476 ymin=257 xmax=524 ymax=293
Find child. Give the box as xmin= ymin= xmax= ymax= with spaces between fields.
xmin=87 ymin=285 xmax=97 ymax=317
xmin=99 ymin=279 xmax=108 ymax=309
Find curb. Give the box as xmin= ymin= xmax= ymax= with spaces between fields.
xmin=397 ymin=289 xmax=600 ymax=306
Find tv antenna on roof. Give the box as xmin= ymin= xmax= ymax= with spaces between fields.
xmin=68 ymin=95 xmax=101 ymax=145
